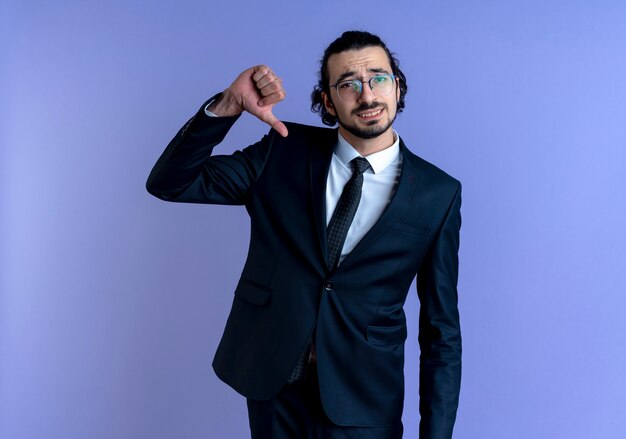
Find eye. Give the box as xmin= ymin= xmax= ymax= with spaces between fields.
xmin=338 ymin=81 xmax=359 ymax=91
xmin=372 ymin=75 xmax=388 ymax=84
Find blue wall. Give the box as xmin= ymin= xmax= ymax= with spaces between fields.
xmin=2 ymin=1 xmax=626 ymax=437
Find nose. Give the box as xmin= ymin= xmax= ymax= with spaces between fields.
xmin=357 ymin=81 xmax=377 ymax=104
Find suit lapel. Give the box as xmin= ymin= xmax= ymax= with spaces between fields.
xmin=337 ymin=139 xmax=422 ymax=271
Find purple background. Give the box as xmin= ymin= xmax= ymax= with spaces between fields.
xmin=2 ymin=1 xmax=626 ymax=438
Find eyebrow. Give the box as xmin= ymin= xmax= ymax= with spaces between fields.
xmin=334 ymin=67 xmax=391 ymax=83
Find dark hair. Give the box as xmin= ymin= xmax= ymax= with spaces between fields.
xmin=311 ymin=30 xmax=408 ymax=126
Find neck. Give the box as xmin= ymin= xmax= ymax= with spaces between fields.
xmin=338 ymin=126 xmax=396 ymax=157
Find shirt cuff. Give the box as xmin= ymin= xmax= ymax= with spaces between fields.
xmin=204 ymin=98 xmax=218 ymax=117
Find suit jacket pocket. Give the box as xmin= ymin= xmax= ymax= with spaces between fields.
xmin=366 ymin=324 xmax=407 ymax=346
xmin=391 ymin=222 xmax=431 ymax=238
xmin=234 ymin=278 xmax=272 ymax=306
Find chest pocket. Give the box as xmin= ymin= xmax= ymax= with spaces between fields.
xmin=390 ymin=222 xmax=432 ymax=239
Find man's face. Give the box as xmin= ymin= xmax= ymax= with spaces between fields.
xmin=322 ymin=46 xmax=400 ymax=140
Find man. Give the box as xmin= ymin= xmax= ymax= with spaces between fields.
xmin=147 ymin=30 xmax=462 ymax=439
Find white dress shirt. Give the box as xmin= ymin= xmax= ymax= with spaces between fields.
xmin=326 ymin=132 xmax=402 ymax=264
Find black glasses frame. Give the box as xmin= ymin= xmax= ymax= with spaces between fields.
xmin=330 ymin=74 xmax=398 ymax=101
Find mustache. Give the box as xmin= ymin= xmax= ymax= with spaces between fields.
xmin=352 ymin=103 xmax=385 ymax=114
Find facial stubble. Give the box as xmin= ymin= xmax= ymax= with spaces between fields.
xmin=333 ymin=101 xmax=397 ymax=140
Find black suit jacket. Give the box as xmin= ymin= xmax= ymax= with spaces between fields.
xmin=147 ymin=99 xmax=462 ymax=438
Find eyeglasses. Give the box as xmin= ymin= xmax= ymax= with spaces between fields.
xmin=330 ymin=74 xmax=397 ymax=102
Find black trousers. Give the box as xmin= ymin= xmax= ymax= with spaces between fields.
xmin=246 ymin=363 xmax=403 ymax=439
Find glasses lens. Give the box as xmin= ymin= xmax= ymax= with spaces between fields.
xmin=336 ymin=80 xmax=361 ymax=101
xmin=334 ymin=75 xmax=395 ymax=101
xmin=370 ymin=75 xmax=394 ymax=96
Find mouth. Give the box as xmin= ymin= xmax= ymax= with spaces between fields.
xmin=356 ymin=107 xmax=384 ymax=121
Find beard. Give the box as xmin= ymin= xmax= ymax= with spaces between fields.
xmin=336 ymin=102 xmax=397 ymax=140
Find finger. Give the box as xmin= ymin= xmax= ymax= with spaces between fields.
xmin=258 ymin=89 xmax=286 ymax=107
xmin=252 ymin=65 xmax=271 ymax=82
xmin=255 ymin=72 xmax=277 ymax=89
xmin=259 ymin=112 xmax=288 ymax=137
xmin=258 ymin=79 xmax=282 ymax=97
xmin=272 ymin=120 xmax=289 ymax=138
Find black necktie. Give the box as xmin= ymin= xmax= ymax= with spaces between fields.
xmin=287 ymin=157 xmax=370 ymax=384
xmin=326 ymin=157 xmax=371 ymax=270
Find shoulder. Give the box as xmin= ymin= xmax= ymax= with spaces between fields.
xmin=400 ymin=140 xmax=461 ymax=192
xmin=281 ymin=121 xmax=335 ymax=138
xmin=266 ymin=121 xmax=337 ymax=149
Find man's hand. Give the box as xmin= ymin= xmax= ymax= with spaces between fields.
xmin=208 ymin=65 xmax=288 ymax=137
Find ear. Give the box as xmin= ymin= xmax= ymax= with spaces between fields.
xmin=322 ymin=91 xmax=336 ymax=116
xmin=395 ymin=78 xmax=401 ymax=103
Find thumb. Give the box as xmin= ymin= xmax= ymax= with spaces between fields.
xmin=259 ymin=111 xmax=289 ymax=138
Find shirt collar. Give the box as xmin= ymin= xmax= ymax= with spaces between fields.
xmin=334 ymin=131 xmax=401 ymax=174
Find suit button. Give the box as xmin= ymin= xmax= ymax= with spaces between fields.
xmin=324 ymin=281 xmax=333 ymax=291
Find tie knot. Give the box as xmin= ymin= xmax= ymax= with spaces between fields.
xmin=351 ymin=157 xmax=371 ymax=175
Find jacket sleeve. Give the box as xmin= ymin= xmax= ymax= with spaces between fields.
xmin=416 ymin=182 xmax=462 ymax=439
xmin=146 ymin=95 xmax=273 ymax=205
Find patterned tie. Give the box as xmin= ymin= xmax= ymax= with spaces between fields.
xmin=287 ymin=157 xmax=371 ymax=384
xmin=326 ymin=157 xmax=371 ymax=270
